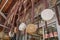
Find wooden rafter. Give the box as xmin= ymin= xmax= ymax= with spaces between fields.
xmin=21 ymin=0 xmax=41 ymax=22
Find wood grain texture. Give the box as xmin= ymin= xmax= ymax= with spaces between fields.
xmin=0 ymin=0 xmax=17 ymax=13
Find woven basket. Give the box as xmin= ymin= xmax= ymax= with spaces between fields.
xmin=26 ymin=24 xmax=37 ymax=34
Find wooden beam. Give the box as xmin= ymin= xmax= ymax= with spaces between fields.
xmin=0 ymin=24 xmax=9 ymax=29
xmin=0 ymin=11 xmax=7 ymax=20
xmin=0 ymin=0 xmax=8 ymax=20
xmin=0 ymin=0 xmax=8 ymax=11
xmin=55 ymin=6 xmax=60 ymax=25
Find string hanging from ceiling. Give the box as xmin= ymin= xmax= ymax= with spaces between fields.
xmin=26 ymin=0 xmax=37 ymax=35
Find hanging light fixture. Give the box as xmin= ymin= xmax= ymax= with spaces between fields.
xmin=9 ymin=31 xmax=14 ymax=37
xmin=19 ymin=23 xmax=26 ymax=31
xmin=26 ymin=0 xmax=38 ymax=34
xmin=26 ymin=24 xmax=37 ymax=34
xmin=41 ymin=9 xmax=55 ymax=21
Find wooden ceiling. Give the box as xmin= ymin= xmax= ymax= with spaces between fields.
xmin=0 ymin=0 xmax=42 ymax=13
xmin=0 ymin=0 xmax=57 ymax=33
xmin=0 ymin=0 xmax=17 ymax=13
xmin=0 ymin=0 xmax=42 ymax=32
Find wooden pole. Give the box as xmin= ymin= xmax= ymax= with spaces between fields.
xmin=0 ymin=24 xmax=10 ymax=29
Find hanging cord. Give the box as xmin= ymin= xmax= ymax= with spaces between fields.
xmin=30 ymin=0 xmax=35 ymax=38
xmin=31 ymin=0 xmax=35 ymax=23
